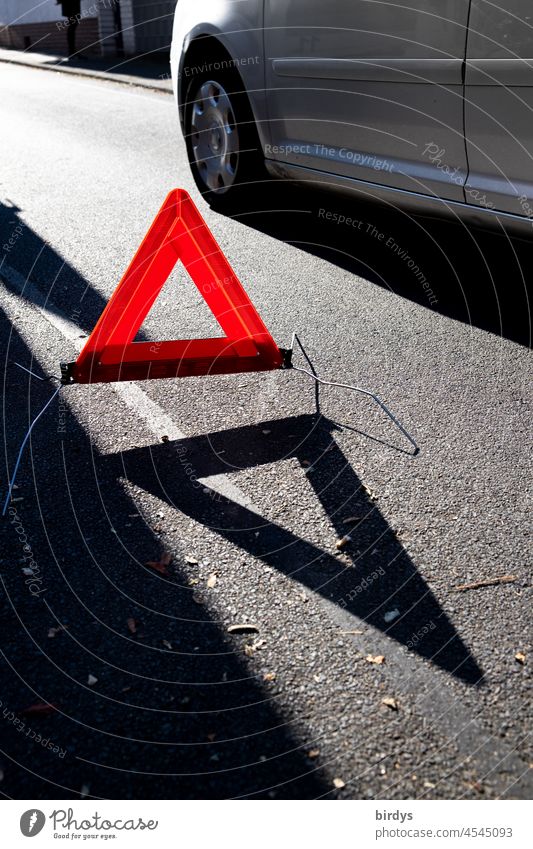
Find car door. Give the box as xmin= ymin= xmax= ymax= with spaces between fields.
xmin=264 ymin=0 xmax=470 ymax=201
xmin=464 ymin=0 xmax=533 ymax=216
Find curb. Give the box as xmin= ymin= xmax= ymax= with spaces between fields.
xmin=0 ymin=53 xmax=173 ymax=94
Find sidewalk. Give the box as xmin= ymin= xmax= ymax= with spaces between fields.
xmin=0 ymin=47 xmax=173 ymax=93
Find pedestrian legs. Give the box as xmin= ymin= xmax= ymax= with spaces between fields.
xmin=66 ymin=19 xmax=78 ymax=58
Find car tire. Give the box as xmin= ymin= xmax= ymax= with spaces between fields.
xmin=183 ymin=65 xmax=266 ymax=211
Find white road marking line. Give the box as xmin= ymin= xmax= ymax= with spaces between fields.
xmin=1 ymin=264 xmax=529 ymax=791
xmin=0 ymin=263 xmax=83 ymax=345
xmin=0 ymin=262 xmax=257 ymax=511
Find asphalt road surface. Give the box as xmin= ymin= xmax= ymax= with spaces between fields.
xmin=0 ymin=63 xmax=531 ymax=800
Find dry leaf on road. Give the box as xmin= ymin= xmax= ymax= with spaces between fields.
xmin=145 ymin=552 xmax=171 ymax=574
xmin=454 ymin=575 xmax=517 ymax=592
xmin=206 ymin=573 xmax=217 ymax=589
xmin=333 ymin=777 xmax=346 ymax=789
xmin=227 ymin=624 xmax=259 ymax=635
xmin=382 ymin=697 xmax=399 ymax=710
xmin=244 ymin=639 xmax=266 ymax=657
xmin=48 ymin=625 xmax=67 ymax=638
xmin=21 ymin=703 xmax=57 ymax=716
xmin=384 ymin=609 xmax=400 ymax=623
xmin=366 ymin=654 xmax=385 ymax=665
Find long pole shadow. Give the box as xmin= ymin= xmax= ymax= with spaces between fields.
xmin=0 ymin=317 xmax=330 ymax=799
xmin=117 ymin=414 xmax=484 ymax=685
xmin=2 ymin=197 xmax=484 ymax=690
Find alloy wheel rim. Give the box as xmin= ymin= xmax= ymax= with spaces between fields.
xmin=190 ymin=80 xmax=239 ymax=194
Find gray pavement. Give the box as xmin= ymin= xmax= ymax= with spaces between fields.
xmin=0 ymin=47 xmax=172 ymax=92
xmin=0 ymin=62 xmax=531 ymax=800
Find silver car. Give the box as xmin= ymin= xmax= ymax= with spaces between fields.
xmin=170 ymin=1 xmax=533 ymax=233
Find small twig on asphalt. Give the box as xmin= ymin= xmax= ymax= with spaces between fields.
xmin=454 ymin=575 xmax=518 ymax=592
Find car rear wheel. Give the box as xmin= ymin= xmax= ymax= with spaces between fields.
xmin=184 ymin=69 xmax=265 ymax=210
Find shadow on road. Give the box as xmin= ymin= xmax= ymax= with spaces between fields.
xmin=117 ymin=414 xmax=484 ymax=686
xmin=0 ymin=262 xmax=329 ymax=799
xmin=0 ymin=311 xmax=331 ymax=799
xmin=0 ymin=196 xmax=484 ymax=800
xmin=39 ymin=52 xmax=171 ymax=84
xmin=0 ymin=199 xmax=108 ymax=336
xmin=215 ymin=182 xmax=531 ymax=348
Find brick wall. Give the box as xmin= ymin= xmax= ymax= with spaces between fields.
xmin=0 ymin=18 xmax=101 ymax=55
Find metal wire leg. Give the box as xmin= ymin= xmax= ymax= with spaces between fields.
xmin=289 ymin=333 xmax=419 ymax=455
xmin=2 ymin=385 xmax=63 ymax=516
xmin=291 ymin=332 xmax=320 ymax=414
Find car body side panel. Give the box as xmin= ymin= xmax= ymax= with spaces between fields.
xmin=170 ymin=1 xmax=533 ymax=234
xmin=265 ymin=158 xmax=533 ymax=237
xmin=465 ymin=0 xmax=533 ymax=216
xmin=263 ymin=0 xmax=469 ymax=201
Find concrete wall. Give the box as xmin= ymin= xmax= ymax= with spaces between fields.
xmin=0 ymin=17 xmax=100 ymax=54
xmin=99 ymin=0 xmax=176 ymax=59
xmin=131 ymin=1 xmax=176 ymax=56
xmin=99 ymin=0 xmax=136 ymax=55
xmin=0 ymin=0 xmax=177 ymax=56
xmin=0 ymin=1 xmax=111 ymax=55
xmin=0 ymin=1 xmax=95 ymax=25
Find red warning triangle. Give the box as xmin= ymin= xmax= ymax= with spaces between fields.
xmin=63 ymin=189 xmax=284 ymax=384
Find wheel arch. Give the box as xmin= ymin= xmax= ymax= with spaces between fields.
xmin=178 ymin=34 xmax=268 ymax=151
